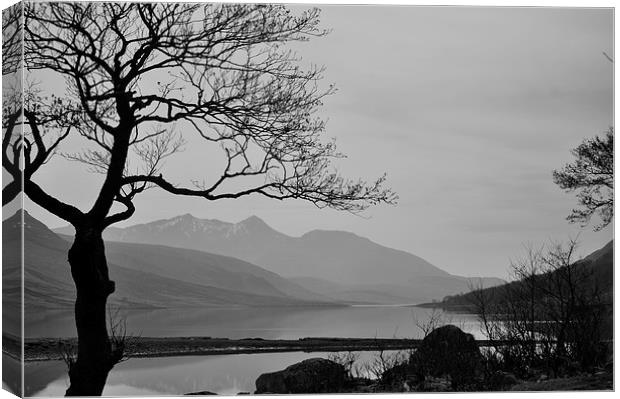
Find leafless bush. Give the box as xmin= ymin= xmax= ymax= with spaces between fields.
xmin=107 ymin=307 xmax=140 ymax=365
xmin=413 ymin=308 xmax=458 ymax=338
xmin=108 ymin=307 xmax=129 ymax=364
xmin=470 ymin=238 xmax=609 ymax=377
xmin=59 ymin=307 xmax=137 ymax=370
xmin=327 ymin=351 xmax=360 ymax=379
xmin=328 ymin=349 xmax=408 ymax=382
xmin=361 ymin=344 xmax=408 ymax=381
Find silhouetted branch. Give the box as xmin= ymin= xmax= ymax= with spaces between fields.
xmin=25 ymin=2 xmax=396 ymax=221
xmin=2 ymin=4 xmax=22 ymax=75
xmin=25 ymin=179 xmax=84 ymax=223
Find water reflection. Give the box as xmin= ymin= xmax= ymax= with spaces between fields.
xmin=21 ymin=306 xmax=482 ymax=397
xmin=25 ymin=306 xmax=480 ymax=339
xmin=28 ymin=353 xmax=340 ymax=396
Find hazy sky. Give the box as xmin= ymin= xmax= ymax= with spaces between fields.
xmin=4 ymin=5 xmax=613 ymax=279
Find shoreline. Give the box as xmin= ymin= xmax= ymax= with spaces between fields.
xmin=8 ymin=335 xmax=424 ymax=362
xmin=4 ymin=334 xmax=522 ymax=363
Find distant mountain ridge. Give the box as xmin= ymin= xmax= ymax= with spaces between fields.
xmin=55 ymin=213 xmax=505 ymax=303
xmin=4 ymin=211 xmax=333 ymax=312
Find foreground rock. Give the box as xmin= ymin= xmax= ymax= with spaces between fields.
xmin=381 ymin=325 xmax=484 ymax=392
xmin=412 ymin=324 xmax=484 ymax=389
xmin=255 ymin=358 xmax=346 ymax=394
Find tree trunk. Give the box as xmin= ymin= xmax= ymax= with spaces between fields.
xmin=65 ymin=227 xmax=120 ymax=396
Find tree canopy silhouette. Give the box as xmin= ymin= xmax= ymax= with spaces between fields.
xmin=3 ymin=2 xmax=396 ymax=396
xmin=553 ymin=128 xmax=613 ymax=231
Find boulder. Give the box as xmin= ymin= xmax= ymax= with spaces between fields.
xmin=380 ymin=362 xmax=420 ymax=392
xmin=255 ymin=358 xmax=346 ymax=394
xmin=411 ymin=325 xmax=483 ymax=390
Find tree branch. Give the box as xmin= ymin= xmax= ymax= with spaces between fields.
xmin=24 ymin=179 xmax=84 ymax=224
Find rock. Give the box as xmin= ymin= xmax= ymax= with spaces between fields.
xmin=410 ymin=325 xmax=483 ymax=390
xmin=255 ymin=358 xmax=346 ymax=394
xmin=185 ymin=391 xmax=217 ymax=395
xmin=380 ymin=362 xmax=420 ymax=392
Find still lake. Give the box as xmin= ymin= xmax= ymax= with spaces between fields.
xmin=20 ymin=306 xmax=481 ymax=396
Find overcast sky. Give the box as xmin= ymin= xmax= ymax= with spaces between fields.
xmin=4 ymin=5 xmax=613 ymax=279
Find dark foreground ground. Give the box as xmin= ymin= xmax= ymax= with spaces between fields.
xmin=510 ymin=372 xmax=613 ymax=391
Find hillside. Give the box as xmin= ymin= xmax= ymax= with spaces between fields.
xmin=3 ymin=211 xmax=333 ymax=312
xmin=55 ymin=213 xmax=504 ymax=303
xmin=422 ymin=240 xmax=614 ymax=311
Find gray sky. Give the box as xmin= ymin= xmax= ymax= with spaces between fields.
xmin=5 ymin=5 xmax=613 ymax=279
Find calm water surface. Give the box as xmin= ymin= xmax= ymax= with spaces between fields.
xmin=25 ymin=305 xmax=480 ymax=339
xmin=21 ymin=306 xmax=482 ymax=396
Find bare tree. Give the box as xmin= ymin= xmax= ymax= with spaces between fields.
xmin=553 ymin=128 xmax=613 ymax=231
xmin=535 ymin=240 xmax=608 ymax=371
xmin=470 ymin=239 xmax=609 ymax=377
xmin=5 ymin=3 xmax=397 ymax=396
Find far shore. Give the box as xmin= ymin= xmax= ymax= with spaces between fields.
xmin=6 ymin=335 xmax=423 ymax=362
xmin=414 ymin=302 xmax=477 ymax=312
xmin=4 ymin=334 xmax=510 ymax=363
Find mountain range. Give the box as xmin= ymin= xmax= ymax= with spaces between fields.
xmin=3 ymin=211 xmax=332 ymax=313
xmin=54 ymin=213 xmax=505 ymax=304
